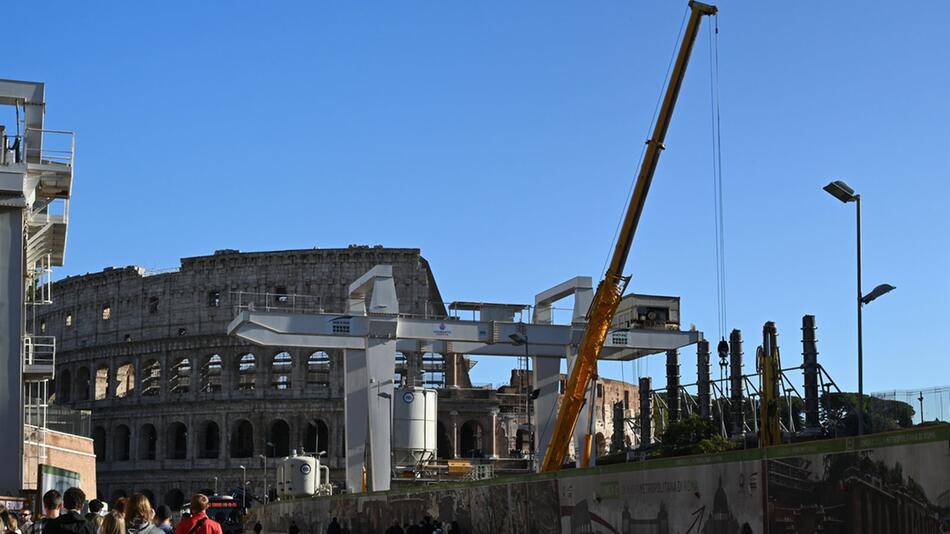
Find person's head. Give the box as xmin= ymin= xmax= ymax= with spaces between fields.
xmin=190 ymin=495 xmax=209 ymax=515
xmin=3 ymin=512 xmax=18 ymax=533
xmin=127 ymin=494 xmax=152 ymax=523
xmin=43 ymin=489 xmax=63 ymax=516
xmin=63 ymin=488 xmax=86 ymax=512
xmin=113 ymin=498 xmax=127 ymax=518
xmin=88 ymin=500 xmax=104 ymax=516
xmin=18 ymin=508 xmax=31 ymax=524
xmin=101 ymin=513 xmax=125 ymax=534
xmin=154 ymin=505 xmax=171 ymax=525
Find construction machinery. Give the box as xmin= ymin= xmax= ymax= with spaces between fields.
xmin=540 ymin=1 xmax=718 ymax=472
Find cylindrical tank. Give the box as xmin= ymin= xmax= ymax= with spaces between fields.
xmin=279 ymin=451 xmax=316 ymax=498
xmin=392 ymin=387 xmax=437 ymax=467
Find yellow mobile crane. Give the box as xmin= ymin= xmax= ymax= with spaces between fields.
xmin=540 ymin=1 xmax=718 ymax=472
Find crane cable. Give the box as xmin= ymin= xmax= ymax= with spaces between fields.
xmin=708 ymin=14 xmax=728 ymax=341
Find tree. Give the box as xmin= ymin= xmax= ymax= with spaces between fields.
xmin=821 ymin=392 xmax=916 ymax=436
xmin=659 ymin=416 xmax=734 ymax=457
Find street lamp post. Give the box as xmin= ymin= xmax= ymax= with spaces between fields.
xmin=213 ymin=476 xmax=218 ymax=496
xmin=238 ymin=466 xmax=246 ymax=512
xmin=823 ymin=180 xmax=896 ymax=436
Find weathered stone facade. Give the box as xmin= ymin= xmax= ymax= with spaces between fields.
xmin=36 ymin=247 xmax=518 ymax=508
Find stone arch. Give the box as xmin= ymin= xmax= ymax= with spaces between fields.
xmin=92 ymin=426 xmax=107 ymax=462
xmin=595 ymin=432 xmax=607 ymax=456
xmin=165 ymin=421 xmax=188 ymax=460
xmin=113 ymin=424 xmax=131 ymax=461
xmin=95 ymin=365 xmax=109 ymax=400
xmin=58 ymin=368 xmax=72 ymax=403
xmin=306 ymin=351 xmax=330 ymax=387
xmin=197 ymin=420 xmax=221 ymax=459
xmin=230 ymin=419 xmax=254 ymax=458
xmin=268 ymin=419 xmax=291 ymax=457
xmin=459 ymin=420 xmax=483 ymax=458
xmin=437 ymin=421 xmax=452 ymax=460
xmin=75 ymin=366 xmax=91 ymax=401
xmin=199 ymin=354 xmax=223 ymax=393
xmin=115 ymin=361 xmax=136 ymax=398
xmin=141 ymin=359 xmax=161 ymax=396
xmin=271 ymin=351 xmax=292 ymax=390
xmin=138 ymin=423 xmax=157 ymax=460
xmin=305 ymin=419 xmax=329 ymax=455
xmin=238 ymin=353 xmax=256 ymax=391
xmin=163 ymin=489 xmax=185 ymax=511
xmin=168 ymin=358 xmax=191 ymax=394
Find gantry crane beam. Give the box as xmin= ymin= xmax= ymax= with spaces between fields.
xmin=540 ymin=0 xmax=717 ymax=472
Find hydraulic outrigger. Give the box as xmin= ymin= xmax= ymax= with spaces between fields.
xmin=540 ymin=1 xmax=718 ymax=472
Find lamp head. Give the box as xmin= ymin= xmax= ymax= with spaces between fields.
xmin=823 ymin=180 xmax=858 ymax=203
xmin=861 ymin=283 xmax=896 ymax=305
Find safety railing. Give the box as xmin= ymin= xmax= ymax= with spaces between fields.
xmin=24 ymin=128 xmax=75 ymax=167
xmin=24 ymin=335 xmax=56 ymax=368
xmin=232 ymin=291 xmax=325 ymax=314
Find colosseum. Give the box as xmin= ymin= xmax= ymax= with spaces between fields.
xmin=38 ymin=246 xmax=639 ymax=509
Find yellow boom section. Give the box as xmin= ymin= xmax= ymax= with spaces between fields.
xmin=540 ymin=0 xmax=717 ymax=473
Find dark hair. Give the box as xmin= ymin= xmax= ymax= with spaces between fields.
xmin=42 ymin=490 xmax=63 ymax=512
xmin=155 ymin=505 xmax=172 ymax=522
xmin=89 ymin=500 xmax=104 ymax=514
xmin=63 ymin=488 xmax=86 ymax=511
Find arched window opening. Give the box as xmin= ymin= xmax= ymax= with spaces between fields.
xmin=101 ymin=303 xmax=112 ymax=321
xmin=113 ymin=425 xmax=131 ymax=461
xmin=230 ymin=419 xmax=254 ymax=458
xmin=58 ymin=368 xmax=72 ymax=403
xmin=148 ymin=297 xmax=159 ymax=314
xmin=199 ymin=355 xmax=223 ymax=393
xmin=75 ymin=367 xmax=91 ymax=401
xmin=168 ymin=358 xmax=191 ymax=394
xmin=163 ymin=489 xmax=185 ymax=512
xmin=65 ymin=312 xmax=73 ymax=327
xmin=423 ymin=353 xmax=445 ymax=389
xmin=166 ymin=422 xmax=188 ymax=460
xmin=306 ymin=351 xmax=330 ymax=387
xmin=595 ymin=432 xmax=607 ymax=456
xmin=272 ymin=352 xmax=292 ymax=390
xmin=140 ymin=490 xmax=155 ymax=508
xmin=515 ymin=429 xmax=530 ymax=455
xmin=95 ymin=366 xmax=109 ymax=400
xmin=92 ymin=426 xmax=107 ymax=462
xmin=109 ymin=490 xmax=128 ymax=504
xmin=437 ymin=422 xmax=452 ymax=460
xmin=115 ymin=362 xmax=136 ymax=398
xmin=305 ymin=420 xmax=329 ymax=456
xmin=238 ymin=354 xmax=256 ymax=391
xmin=460 ymin=420 xmax=483 ymax=458
xmin=268 ymin=420 xmax=291 ymax=457
xmin=138 ymin=424 xmax=157 ymax=460
xmin=197 ymin=420 xmax=220 ymax=459
xmin=141 ymin=360 xmax=160 ymax=396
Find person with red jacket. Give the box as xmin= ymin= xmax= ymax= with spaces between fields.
xmin=173 ymin=496 xmax=222 ymax=534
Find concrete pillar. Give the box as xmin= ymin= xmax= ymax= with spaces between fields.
xmin=638 ymin=377 xmax=652 ymax=448
xmin=697 ymin=340 xmax=712 ymax=420
xmin=0 ymin=206 xmax=24 ymax=494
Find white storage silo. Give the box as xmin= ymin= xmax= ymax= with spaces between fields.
xmin=280 ymin=451 xmax=317 ymax=498
xmin=392 ymin=387 xmax=438 ymax=467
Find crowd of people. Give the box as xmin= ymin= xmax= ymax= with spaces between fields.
xmin=0 ymin=489 xmax=222 ymax=534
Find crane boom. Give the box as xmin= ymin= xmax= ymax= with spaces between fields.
xmin=540 ymin=0 xmax=717 ymax=473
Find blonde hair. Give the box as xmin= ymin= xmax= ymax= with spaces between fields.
xmin=101 ymin=513 xmax=126 ymax=534
xmin=127 ymin=494 xmax=152 ymax=522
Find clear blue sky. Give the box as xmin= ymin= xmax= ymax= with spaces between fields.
xmin=8 ymin=2 xmax=948 ymax=393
